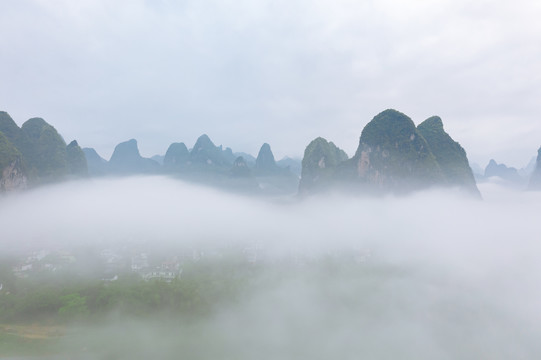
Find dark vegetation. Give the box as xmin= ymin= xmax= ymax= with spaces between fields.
xmin=0 ymin=111 xmax=87 ymax=187
xmin=0 ymin=250 xmax=395 ymax=358
xmin=0 ymin=132 xmax=21 ymax=174
xmin=299 ymin=109 xmax=481 ymax=195
xmin=355 ymin=109 xmax=443 ymax=189
xmin=417 ymin=116 xmax=479 ymax=195
xmin=299 ymin=137 xmax=348 ymax=193
xmin=0 ymin=255 xmax=262 ymax=357
xmin=20 ymin=118 xmax=68 ymax=182
xmin=0 ymin=110 xmax=299 ymax=196
xmin=0 ymin=259 xmax=256 ymax=325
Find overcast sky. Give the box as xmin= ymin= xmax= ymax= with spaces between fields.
xmin=1 ymin=0 xmax=540 ymax=167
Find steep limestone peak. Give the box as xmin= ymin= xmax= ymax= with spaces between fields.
xmin=357 ymin=109 xmax=418 ymax=153
xmin=67 ymin=140 xmax=79 ymax=148
xmin=164 ymin=142 xmax=189 ymax=167
xmin=0 ymin=111 xmax=21 ymax=141
xmin=419 ymin=116 xmax=444 ymax=131
xmin=352 ymin=109 xmax=442 ymax=192
xmin=190 ymin=134 xmax=229 ymax=166
xmin=21 ymin=117 xmax=51 ymax=140
xmin=299 ymin=137 xmax=348 ymax=194
xmin=256 ymin=143 xmax=277 ymax=170
xmin=484 ymin=159 xmax=520 ymax=180
xmin=66 ymin=140 xmax=88 ymax=177
xmin=108 ymin=139 xmax=159 ymax=174
xmin=303 ymin=137 xmax=348 ymax=170
xmin=19 ymin=118 xmax=67 ymax=182
xmin=417 ymin=115 xmax=479 ymax=195
xmin=192 ymin=134 xmax=216 ymax=152
xmin=109 ymin=139 xmax=142 ymax=164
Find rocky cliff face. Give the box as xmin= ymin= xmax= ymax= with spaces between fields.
xmin=0 ymin=112 xmax=30 ymax=180
xmin=0 ymin=131 xmax=27 ymax=191
xmin=351 ymin=109 xmax=443 ymax=192
xmin=1 ymin=158 xmax=27 ymax=191
xmin=417 ymin=116 xmax=479 ymax=195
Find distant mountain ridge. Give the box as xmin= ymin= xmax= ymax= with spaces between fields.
xmin=76 ymin=134 xmax=299 ymax=196
xmin=484 ymin=159 xmax=523 ymax=185
xmin=3 ymin=107 xmax=541 ymax=197
xmin=472 ymin=158 xmax=533 ymax=189
xmin=108 ymin=139 xmax=160 ymax=174
xmin=82 ymin=147 xmax=108 ymax=176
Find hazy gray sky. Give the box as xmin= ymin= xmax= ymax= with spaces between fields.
xmin=1 ymin=0 xmax=540 ymax=166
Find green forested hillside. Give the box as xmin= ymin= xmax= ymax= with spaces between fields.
xmin=66 ymin=140 xmax=88 ymax=177
xmin=299 ymin=137 xmax=348 ymax=193
xmin=299 ymin=109 xmax=480 ymax=195
xmin=0 ymin=131 xmax=21 ymax=174
xmin=0 ymin=112 xmax=87 ymax=189
xmin=417 ymin=116 xmax=479 ymax=194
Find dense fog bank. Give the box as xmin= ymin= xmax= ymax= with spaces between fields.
xmin=1 ymin=176 xmax=540 ymax=358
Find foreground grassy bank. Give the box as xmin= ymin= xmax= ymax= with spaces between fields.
xmin=0 ymin=324 xmax=63 ymax=357
xmin=3 ymin=252 xmax=537 ymax=360
xmin=0 ymin=256 xmax=379 ymax=358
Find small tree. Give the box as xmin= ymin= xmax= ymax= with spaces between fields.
xmin=58 ymin=293 xmax=88 ymax=321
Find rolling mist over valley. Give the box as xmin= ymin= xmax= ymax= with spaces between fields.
xmin=2 ymin=0 xmax=541 ymax=357
xmin=2 ymin=107 xmax=541 ymax=358
xmin=1 ymin=176 xmax=541 ymax=358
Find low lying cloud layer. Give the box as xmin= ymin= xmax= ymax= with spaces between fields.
xmin=1 ymin=177 xmax=540 ymax=358
xmin=1 ymin=176 xmax=539 ymax=261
